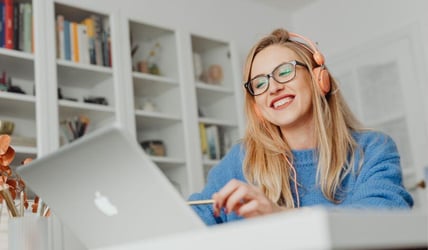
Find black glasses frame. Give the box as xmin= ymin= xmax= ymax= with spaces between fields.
xmin=244 ymin=60 xmax=308 ymax=96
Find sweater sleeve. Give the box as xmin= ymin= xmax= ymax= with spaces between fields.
xmin=187 ymin=144 xmax=245 ymax=225
xmin=346 ymin=132 xmax=414 ymax=209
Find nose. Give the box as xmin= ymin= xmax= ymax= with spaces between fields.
xmin=267 ymin=75 xmax=284 ymax=93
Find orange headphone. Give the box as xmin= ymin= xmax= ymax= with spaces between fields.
xmin=288 ymin=32 xmax=331 ymax=95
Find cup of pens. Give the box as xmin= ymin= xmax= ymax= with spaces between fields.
xmin=0 ymin=134 xmax=51 ymax=250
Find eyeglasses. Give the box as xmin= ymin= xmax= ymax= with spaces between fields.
xmin=244 ymin=60 xmax=308 ymax=96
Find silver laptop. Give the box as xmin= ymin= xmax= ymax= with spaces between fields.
xmin=16 ymin=123 xmax=206 ymax=249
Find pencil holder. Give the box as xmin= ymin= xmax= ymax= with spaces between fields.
xmin=8 ymin=215 xmax=50 ymax=250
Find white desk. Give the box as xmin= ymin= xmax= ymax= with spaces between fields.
xmin=94 ymin=208 xmax=428 ymax=250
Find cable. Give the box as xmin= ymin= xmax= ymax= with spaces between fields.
xmin=285 ymin=156 xmax=300 ymax=208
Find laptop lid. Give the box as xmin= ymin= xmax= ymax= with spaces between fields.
xmin=16 ymin=124 xmax=205 ymax=249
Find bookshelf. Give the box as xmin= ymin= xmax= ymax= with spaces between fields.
xmin=0 ymin=0 xmax=245 ymax=199
xmin=54 ymin=3 xmax=117 ymax=146
xmin=0 ymin=0 xmax=37 ymax=167
xmin=190 ymin=34 xmax=244 ymax=180
xmin=125 ymin=19 xmax=190 ymax=195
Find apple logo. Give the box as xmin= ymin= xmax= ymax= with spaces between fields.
xmin=94 ymin=191 xmax=118 ymax=216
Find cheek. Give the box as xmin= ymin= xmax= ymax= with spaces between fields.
xmin=253 ymin=97 xmax=269 ymax=118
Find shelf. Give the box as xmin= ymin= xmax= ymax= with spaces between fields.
xmin=0 ymin=92 xmax=36 ymax=119
xmin=13 ymin=145 xmax=38 ymax=155
xmin=198 ymin=117 xmax=237 ymax=127
xmin=57 ymin=60 xmax=113 ymax=88
xmin=203 ymin=159 xmax=220 ymax=167
xmin=132 ymin=72 xmax=179 ymax=96
xmin=191 ymin=35 xmax=227 ymax=53
xmin=135 ymin=111 xmax=181 ymax=129
xmin=150 ymin=156 xmax=186 ymax=166
xmin=0 ymin=48 xmax=35 ymax=81
xmin=11 ymin=150 xmax=38 ymax=168
xmin=59 ymin=100 xmax=115 ymax=125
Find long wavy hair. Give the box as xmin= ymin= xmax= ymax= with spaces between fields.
xmin=242 ymin=28 xmax=364 ymax=208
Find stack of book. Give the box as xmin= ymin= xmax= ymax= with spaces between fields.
xmin=199 ymin=123 xmax=232 ymax=161
xmin=56 ymin=14 xmax=111 ymax=67
xmin=0 ymin=0 xmax=33 ymax=52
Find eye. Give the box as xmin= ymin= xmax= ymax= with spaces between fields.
xmin=276 ymin=64 xmax=293 ymax=78
xmin=252 ymin=77 xmax=268 ymax=89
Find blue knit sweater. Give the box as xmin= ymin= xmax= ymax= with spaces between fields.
xmin=188 ymin=131 xmax=414 ymax=225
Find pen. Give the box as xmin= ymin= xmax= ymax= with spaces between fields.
xmin=187 ymin=199 xmax=215 ymax=205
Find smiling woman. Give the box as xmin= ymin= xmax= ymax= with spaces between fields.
xmin=188 ymin=28 xmax=414 ymax=226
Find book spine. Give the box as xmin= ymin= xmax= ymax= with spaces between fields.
xmin=0 ymin=3 xmax=4 ymax=48
xmin=199 ymin=123 xmax=208 ymax=156
xmin=56 ymin=15 xmax=64 ymax=59
xmin=63 ymin=20 xmax=71 ymax=61
xmin=70 ymin=22 xmax=79 ymax=62
xmin=18 ymin=3 xmax=24 ymax=51
xmin=23 ymin=3 xmax=31 ymax=53
xmin=4 ymin=0 xmax=13 ymax=49
xmin=12 ymin=2 xmax=19 ymax=50
xmin=91 ymin=14 xmax=103 ymax=66
xmin=101 ymin=17 xmax=110 ymax=67
xmin=77 ymin=23 xmax=89 ymax=64
xmin=82 ymin=17 xmax=96 ymax=65
xmin=206 ymin=125 xmax=220 ymax=160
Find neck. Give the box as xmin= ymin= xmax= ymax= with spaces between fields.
xmin=280 ymin=119 xmax=316 ymax=150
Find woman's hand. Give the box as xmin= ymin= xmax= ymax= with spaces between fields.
xmin=212 ymin=179 xmax=286 ymax=218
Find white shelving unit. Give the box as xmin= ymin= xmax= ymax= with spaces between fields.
xmin=53 ymin=3 xmax=118 ymax=146
xmin=190 ymin=34 xmax=244 ymax=180
xmin=0 ymin=0 xmax=37 ymax=167
xmin=0 ymin=1 xmax=245 ymax=200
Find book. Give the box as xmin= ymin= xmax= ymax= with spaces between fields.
xmin=82 ymin=17 xmax=96 ymax=65
xmin=56 ymin=15 xmax=65 ymax=59
xmin=63 ymin=19 xmax=71 ymax=60
xmin=91 ymin=14 xmax=103 ymax=66
xmin=12 ymin=2 xmax=19 ymax=50
xmin=101 ymin=16 xmax=110 ymax=67
xmin=70 ymin=21 xmax=79 ymax=62
xmin=77 ymin=23 xmax=89 ymax=64
xmin=4 ymin=0 xmax=13 ymax=49
xmin=199 ymin=123 xmax=208 ymax=157
xmin=18 ymin=3 xmax=24 ymax=51
xmin=22 ymin=3 xmax=31 ymax=53
xmin=205 ymin=125 xmax=220 ymax=160
xmin=0 ymin=2 xmax=4 ymax=47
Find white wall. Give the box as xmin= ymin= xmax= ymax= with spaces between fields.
xmin=291 ymin=0 xmax=428 ymax=207
xmin=290 ymin=0 xmax=428 ymax=75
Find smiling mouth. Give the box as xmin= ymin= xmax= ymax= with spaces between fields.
xmin=272 ymin=97 xmax=293 ymax=109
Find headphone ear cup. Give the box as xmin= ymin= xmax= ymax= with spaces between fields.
xmin=313 ymin=52 xmax=325 ymax=66
xmin=313 ymin=67 xmax=331 ymax=95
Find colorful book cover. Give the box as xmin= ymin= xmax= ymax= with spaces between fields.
xmin=82 ymin=17 xmax=96 ymax=65
xmin=22 ymin=3 xmax=32 ymax=53
xmin=199 ymin=123 xmax=208 ymax=156
xmin=206 ymin=125 xmax=220 ymax=160
xmin=0 ymin=2 xmax=4 ymax=47
xmin=70 ymin=21 xmax=79 ymax=62
xmin=4 ymin=0 xmax=14 ymax=49
xmin=63 ymin=19 xmax=71 ymax=60
xmin=56 ymin=15 xmax=64 ymax=59
xmin=77 ymin=23 xmax=89 ymax=64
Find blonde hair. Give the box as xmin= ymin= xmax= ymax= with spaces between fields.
xmin=242 ymin=28 xmax=364 ymax=207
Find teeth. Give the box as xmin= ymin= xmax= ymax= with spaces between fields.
xmin=273 ymin=97 xmax=292 ymax=108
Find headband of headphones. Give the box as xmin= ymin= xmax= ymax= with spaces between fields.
xmin=288 ymin=32 xmax=330 ymax=94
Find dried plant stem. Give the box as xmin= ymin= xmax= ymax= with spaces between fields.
xmin=0 ymin=183 xmax=19 ymax=217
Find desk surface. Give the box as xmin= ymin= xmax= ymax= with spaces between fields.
xmin=94 ymin=208 xmax=428 ymax=250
